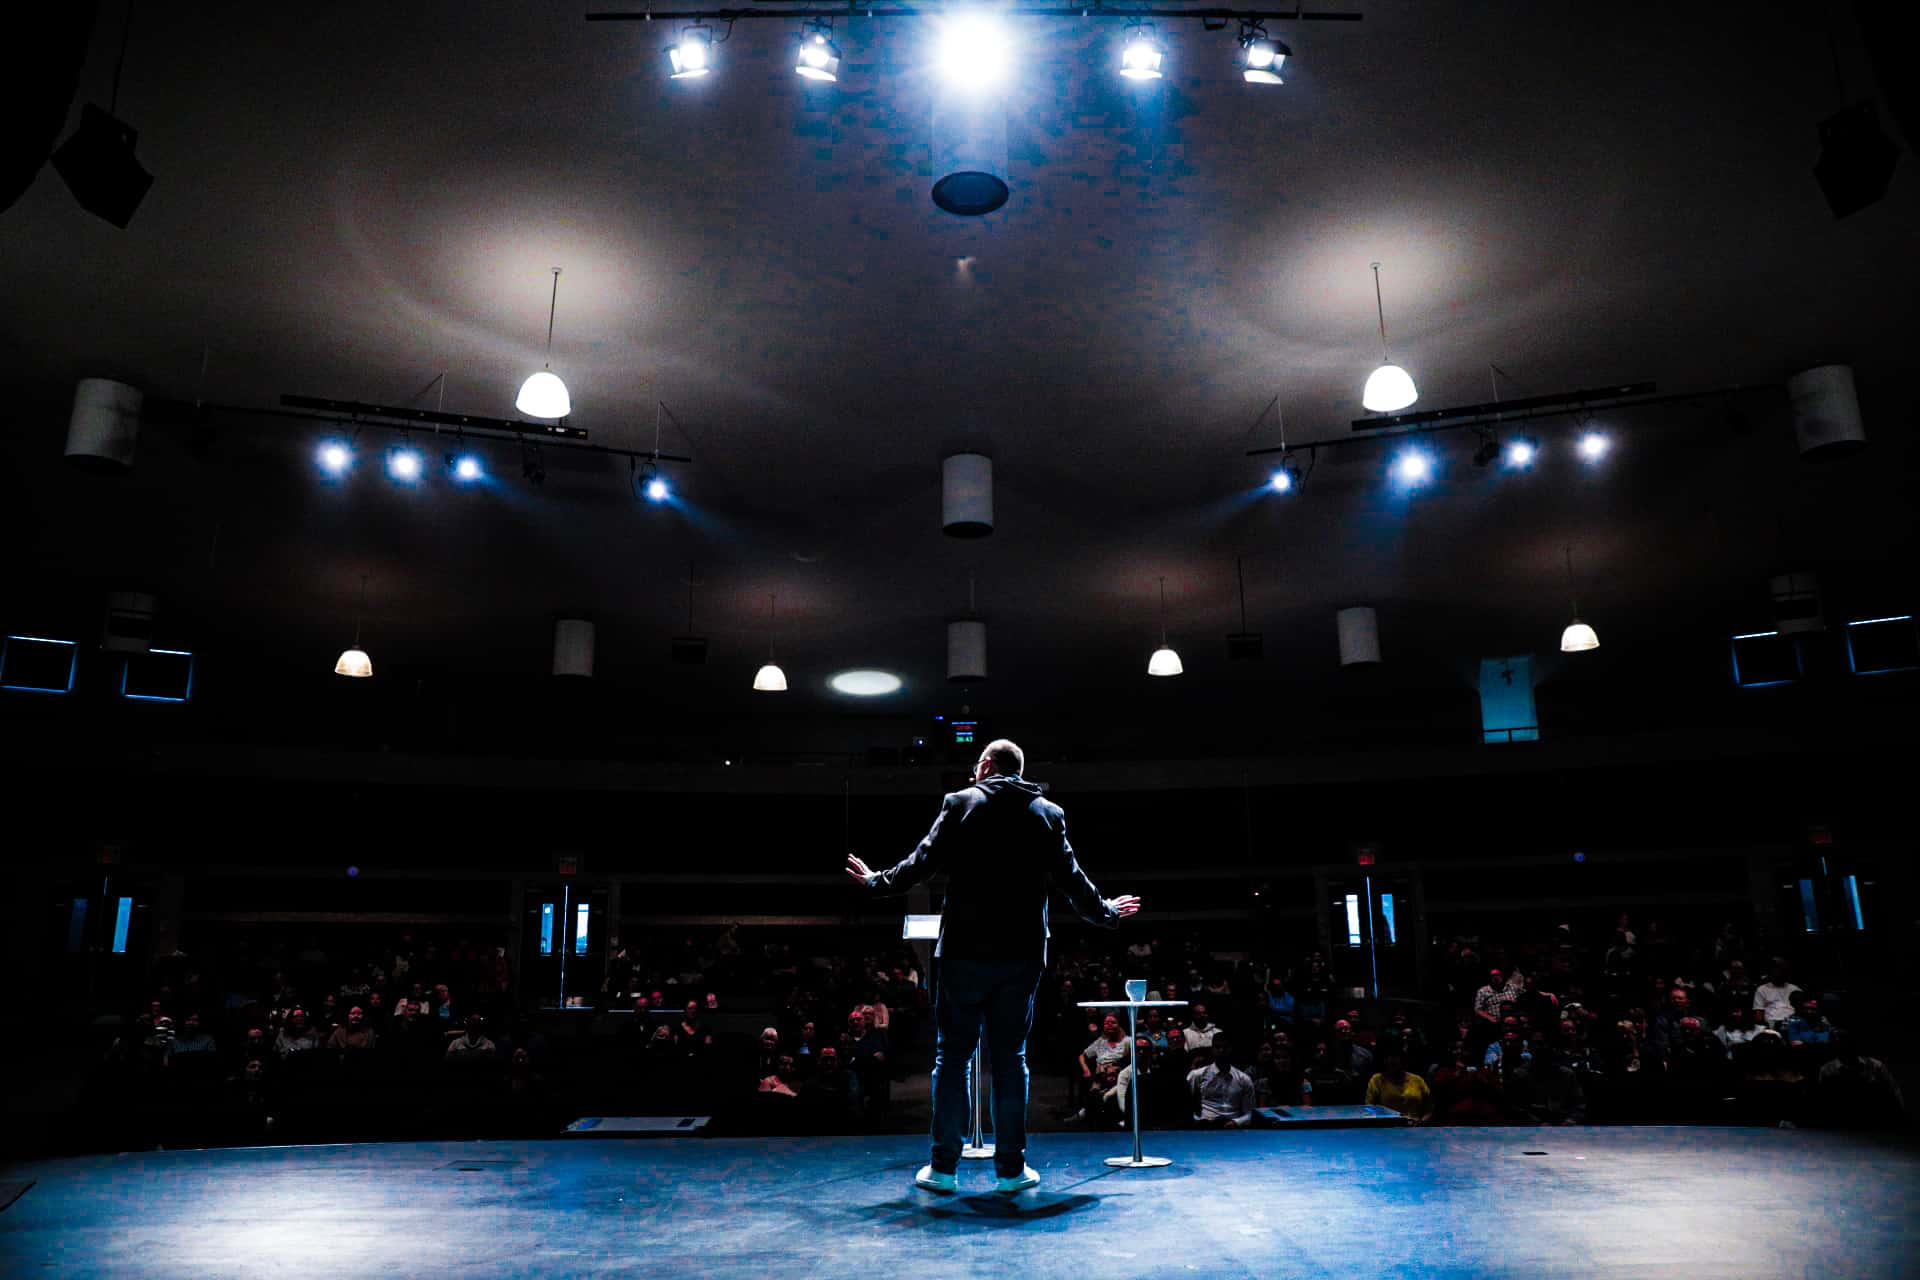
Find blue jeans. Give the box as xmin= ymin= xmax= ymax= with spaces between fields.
xmin=929 ymin=956 xmax=1045 ymax=1178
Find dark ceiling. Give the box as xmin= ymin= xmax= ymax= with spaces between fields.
xmin=1 ymin=1 xmax=1916 ymax=741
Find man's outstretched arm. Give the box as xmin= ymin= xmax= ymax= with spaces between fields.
xmin=845 ymin=795 xmax=956 ymax=893
xmin=1047 ymin=813 xmax=1141 ymax=927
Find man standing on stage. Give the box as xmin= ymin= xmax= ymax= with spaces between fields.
xmin=846 ymin=738 xmax=1141 ymax=1195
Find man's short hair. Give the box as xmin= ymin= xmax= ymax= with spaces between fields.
xmin=983 ymin=738 xmax=1024 ymax=776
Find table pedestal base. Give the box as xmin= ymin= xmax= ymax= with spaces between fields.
xmin=1104 ymin=1155 xmax=1173 ymax=1169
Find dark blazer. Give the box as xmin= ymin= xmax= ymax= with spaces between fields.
xmin=864 ymin=774 xmax=1119 ymax=963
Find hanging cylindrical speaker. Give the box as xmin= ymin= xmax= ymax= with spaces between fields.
xmin=553 ymin=619 xmax=596 ymax=677
xmin=64 ymin=378 xmax=142 ymax=471
xmin=931 ymin=89 xmax=1009 ymax=216
xmin=1336 ymin=606 xmax=1381 ymax=666
xmin=942 ymin=453 xmax=993 ymax=537
xmin=947 ymin=619 xmax=987 ymax=682
xmin=1787 ymin=365 xmax=1867 ymax=461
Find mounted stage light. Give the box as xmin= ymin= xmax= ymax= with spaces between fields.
xmin=635 ymin=459 xmax=670 ymax=503
xmin=387 ymin=443 xmax=424 ymax=483
xmin=1270 ymin=464 xmax=1299 ymax=493
xmin=1392 ymin=446 xmax=1433 ymax=487
xmin=317 ymin=439 xmax=353 ymax=476
xmin=517 ymin=269 xmax=572 ymax=419
xmin=795 ymin=20 xmax=842 ymax=81
xmin=1504 ymin=437 xmax=1539 ymax=468
xmin=937 ymin=13 xmax=1012 ymax=88
xmin=1361 ymin=262 xmax=1418 ymax=413
xmin=1240 ymin=23 xmax=1289 ymax=84
xmin=1577 ymin=431 xmax=1610 ymax=461
xmin=449 ymin=452 xmax=484 ymax=483
xmin=1120 ymin=22 xmax=1166 ymax=80
xmin=830 ymin=669 xmax=903 ymax=697
xmin=668 ymin=24 xmax=715 ymax=78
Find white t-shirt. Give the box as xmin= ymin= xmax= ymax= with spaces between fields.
xmin=1085 ymin=1035 xmax=1133 ymax=1071
xmin=1753 ymin=982 xmax=1802 ymax=1025
xmin=1187 ymin=1063 xmax=1255 ymax=1124
xmin=1183 ymin=1024 xmax=1218 ymax=1053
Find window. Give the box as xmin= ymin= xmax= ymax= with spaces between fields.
xmin=1844 ymin=875 xmax=1866 ymax=930
xmin=122 ymin=649 xmax=195 ymax=702
xmin=539 ymin=903 xmax=555 ymax=956
xmin=1378 ymin=892 xmax=1398 ymax=946
xmin=1731 ymin=631 xmax=1800 ymax=687
xmin=111 ymin=898 xmax=133 ymax=954
xmin=1797 ymin=879 xmax=1820 ymax=934
xmin=67 ymin=898 xmax=88 ymax=953
xmin=1478 ymin=656 xmax=1538 ymax=743
xmin=2 ymin=636 xmax=78 ymax=694
xmin=574 ymin=903 xmax=590 ymax=956
xmin=1845 ymin=616 xmax=1918 ymax=675
xmin=1343 ymin=894 xmax=1363 ymax=948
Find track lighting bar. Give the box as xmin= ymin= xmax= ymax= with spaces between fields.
xmin=588 ymin=7 xmax=1361 ymax=22
xmin=1350 ymin=383 xmax=1656 ymax=432
xmin=282 ymin=395 xmax=592 ymax=441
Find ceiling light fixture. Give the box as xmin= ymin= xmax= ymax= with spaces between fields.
xmin=753 ymin=593 xmax=788 ymax=692
xmin=334 ymin=574 xmax=373 ymax=678
xmin=1239 ymin=22 xmax=1289 ymax=84
xmin=1392 ymin=446 xmax=1434 ymax=487
xmin=1504 ymin=436 xmax=1539 ymax=468
xmin=516 ymin=268 xmax=572 ymax=420
xmin=449 ymin=451 xmax=484 ymax=482
xmin=668 ymin=24 xmax=716 ymax=78
xmin=1270 ymin=465 xmax=1298 ymax=493
xmin=937 ymin=13 xmax=1012 ymax=88
xmin=387 ymin=440 xmax=424 ymax=484
xmin=795 ymin=19 xmax=842 ymax=81
xmin=1559 ymin=546 xmax=1600 ymax=653
xmin=1577 ymin=430 xmax=1611 ymax=461
xmin=1148 ymin=576 xmax=1184 ymax=676
xmin=1361 ymin=262 xmax=1418 ymax=413
xmin=317 ymin=439 xmax=353 ymax=476
xmin=1120 ymin=21 xmax=1166 ymax=80
xmin=830 ymin=669 xmax=903 ymax=696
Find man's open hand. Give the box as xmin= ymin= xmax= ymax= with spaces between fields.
xmin=1110 ymin=895 xmax=1143 ymax=919
xmin=845 ymin=855 xmax=875 ymax=884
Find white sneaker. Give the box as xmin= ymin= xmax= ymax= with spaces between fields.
xmin=915 ymin=1165 xmax=958 ymax=1193
xmin=994 ymin=1164 xmax=1040 ymax=1194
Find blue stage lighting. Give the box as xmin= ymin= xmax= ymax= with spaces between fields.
xmin=387 ymin=446 xmax=424 ymax=483
xmin=450 ymin=453 xmax=484 ymax=483
xmin=317 ymin=440 xmax=352 ymax=475
xmin=1504 ymin=437 xmax=1538 ymax=468
xmin=1393 ymin=447 xmax=1434 ymax=486
xmin=937 ymin=13 xmax=1012 ymax=88
xmin=1578 ymin=431 xmax=1611 ymax=461
xmin=646 ymin=475 xmax=670 ymax=502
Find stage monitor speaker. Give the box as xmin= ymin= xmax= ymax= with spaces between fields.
xmin=1813 ymin=100 xmax=1899 ymax=221
xmin=51 ymin=104 xmax=154 ymax=228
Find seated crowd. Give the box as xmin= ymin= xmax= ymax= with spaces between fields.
xmin=1039 ymin=914 xmax=1906 ymax=1131
xmin=86 ymin=912 xmax=1904 ymax=1149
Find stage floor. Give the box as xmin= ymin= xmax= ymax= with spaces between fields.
xmin=4 ymin=1127 xmax=1917 ymax=1278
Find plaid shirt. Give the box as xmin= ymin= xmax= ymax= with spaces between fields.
xmin=1473 ymin=984 xmax=1509 ymax=1018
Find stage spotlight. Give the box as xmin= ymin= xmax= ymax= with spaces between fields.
xmin=1240 ymin=23 xmax=1289 ymax=84
xmin=1120 ymin=23 xmax=1165 ymax=80
xmin=795 ymin=20 xmax=842 ymax=81
xmin=1504 ymin=437 xmax=1539 ymax=468
xmin=644 ymin=465 xmax=670 ymax=503
xmin=1393 ymin=447 xmax=1434 ymax=486
xmin=937 ymin=13 xmax=1012 ymax=88
xmin=387 ymin=446 xmax=423 ymax=483
xmin=667 ymin=24 xmax=715 ymax=79
xmin=317 ymin=440 xmax=352 ymax=476
xmin=449 ymin=453 xmax=484 ymax=483
xmin=1578 ymin=431 xmax=1611 ymax=461
xmin=1269 ymin=465 xmax=1299 ymax=494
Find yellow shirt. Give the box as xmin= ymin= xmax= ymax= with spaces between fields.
xmin=1365 ymin=1070 xmax=1434 ymax=1122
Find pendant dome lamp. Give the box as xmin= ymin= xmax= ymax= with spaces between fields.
xmin=334 ymin=574 xmax=373 ymax=677
xmin=752 ymin=592 xmax=788 ymax=691
xmin=516 ymin=268 xmax=572 ymax=420
xmin=1147 ymin=576 xmax=1184 ymax=676
xmin=1559 ymin=546 xmax=1600 ymax=653
xmin=1361 ymin=261 xmax=1418 ymax=413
